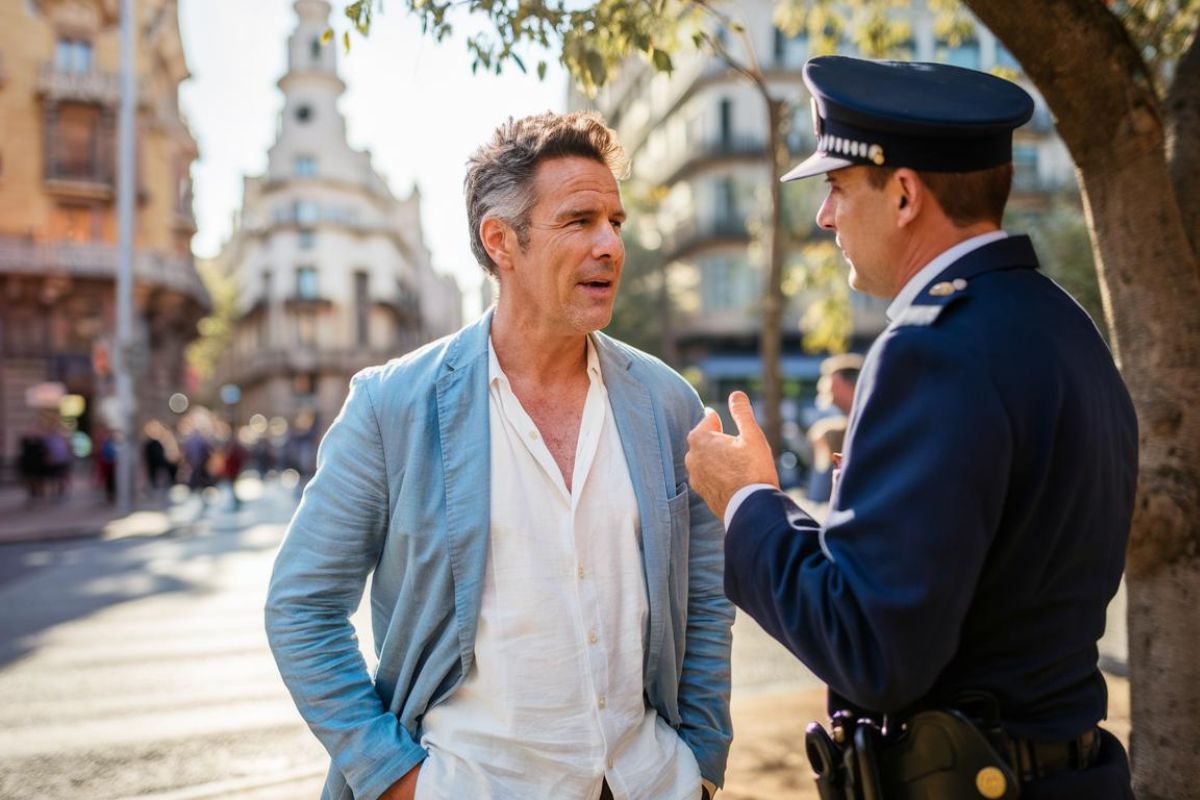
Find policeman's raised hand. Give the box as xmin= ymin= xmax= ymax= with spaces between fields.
xmin=686 ymin=391 xmax=780 ymax=522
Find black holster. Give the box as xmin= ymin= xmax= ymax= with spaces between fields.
xmin=804 ymin=708 xmax=1020 ymax=800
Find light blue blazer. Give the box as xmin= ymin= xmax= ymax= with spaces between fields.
xmin=265 ymin=310 xmax=734 ymax=800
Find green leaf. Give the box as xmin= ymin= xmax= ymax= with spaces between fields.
xmin=320 ymin=28 xmax=334 ymax=44
xmin=651 ymin=47 xmax=673 ymax=73
xmin=585 ymin=49 xmax=608 ymax=86
xmin=343 ymin=30 xmax=351 ymax=53
xmin=537 ymin=60 xmax=548 ymax=80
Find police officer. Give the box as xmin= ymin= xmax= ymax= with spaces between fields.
xmin=685 ymin=56 xmax=1137 ymax=799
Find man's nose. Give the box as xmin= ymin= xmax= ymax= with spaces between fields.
xmin=593 ymin=223 xmax=623 ymax=259
xmin=816 ymin=196 xmax=836 ymax=231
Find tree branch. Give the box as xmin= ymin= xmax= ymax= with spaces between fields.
xmin=1165 ymin=27 xmax=1200 ymax=258
xmin=964 ymin=0 xmax=1162 ymax=174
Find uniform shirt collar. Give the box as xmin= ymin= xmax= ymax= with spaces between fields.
xmin=886 ymin=230 xmax=1009 ymax=321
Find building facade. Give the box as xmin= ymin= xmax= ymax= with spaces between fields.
xmin=0 ymin=0 xmax=207 ymax=476
xmin=580 ymin=0 xmax=1075 ymax=408
xmin=213 ymin=0 xmax=462 ymax=436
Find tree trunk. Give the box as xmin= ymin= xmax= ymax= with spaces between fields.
xmin=965 ymin=2 xmax=1200 ymax=796
xmin=761 ymin=95 xmax=787 ymax=453
xmin=1076 ymin=149 xmax=1200 ymax=800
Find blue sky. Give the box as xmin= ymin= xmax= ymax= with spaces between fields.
xmin=178 ymin=0 xmax=570 ymax=305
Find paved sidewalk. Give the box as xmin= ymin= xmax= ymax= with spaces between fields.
xmin=0 ymin=479 xmax=216 ymax=545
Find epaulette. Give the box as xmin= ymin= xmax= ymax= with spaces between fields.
xmin=892 ymin=278 xmax=971 ymax=328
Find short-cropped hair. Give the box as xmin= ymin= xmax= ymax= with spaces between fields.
xmin=464 ymin=111 xmax=628 ymax=276
xmin=866 ymin=163 xmax=1013 ymax=227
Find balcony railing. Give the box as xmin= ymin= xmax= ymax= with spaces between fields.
xmin=0 ymin=237 xmax=209 ymax=306
xmin=662 ymin=215 xmax=751 ymax=262
xmin=651 ymin=135 xmax=767 ymax=185
xmin=37 ymin=63 xmax=121 ymax=104
xmin=222 ymin=346 xmax=408 ymax=387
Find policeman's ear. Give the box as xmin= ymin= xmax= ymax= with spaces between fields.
xmin=892 ymin=168 xmax=923 ymax=228
xmin=480 ymin=215 xmax=518 ymax=275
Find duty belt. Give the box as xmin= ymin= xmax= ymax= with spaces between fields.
xmin=1006 ymin=727 xmax=1100 ymax=782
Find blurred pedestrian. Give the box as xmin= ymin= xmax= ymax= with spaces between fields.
xmin=221 ymin=436 xmax=246 ymax=511
xmin=142 ymin=421 xmax=171 ymax=494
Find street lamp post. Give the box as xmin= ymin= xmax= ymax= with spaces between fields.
xmin=114 ymin=0 xmax=137 ymax=514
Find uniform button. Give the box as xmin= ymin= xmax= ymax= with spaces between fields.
xmin=588 ymin=631 xmax=598 ymax=644
xmin=528 ymin=430 xmax=538 ymax=440
xmin=598 ymin=696 xmax=607 ymax=709
xmin=578 ymin=565 xmax=585 ymax=579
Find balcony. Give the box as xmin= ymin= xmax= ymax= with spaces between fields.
xmin=374 ymin=285 xmax=421 ymax=325
xmin=655 ymin=135 xmax=767 ymax=185
xmin=283 ymin=295 xmax=333 ymax=312
xmin=662 ymin=215 xmax=751 ymax=263
xmin=224 ymin=346 xmax=402 ymax=387
xmin=44 ymin=157 xmax=115 ymax=200
xmin=36 ymin=63 xmax=121 ymax=105
xmin=0 ymin=236 xmax=209 ymax=307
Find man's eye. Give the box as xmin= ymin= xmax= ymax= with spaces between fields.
xmin=611 ymin=220 xmax=624 ymax=231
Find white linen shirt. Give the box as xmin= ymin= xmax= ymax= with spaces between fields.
xmin=415 ymin=335 xmax=702 ymax=800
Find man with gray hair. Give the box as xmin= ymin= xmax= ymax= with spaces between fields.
xmin=266 ymin=111 xmax=732 ymax=800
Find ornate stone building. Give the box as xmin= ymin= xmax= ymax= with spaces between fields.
xmin=0 ymin=0 xmax=207 ymax=475
xmin=213 ymin=0 xmax=462 ymax=435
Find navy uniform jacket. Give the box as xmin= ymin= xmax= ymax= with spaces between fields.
xmin=725 ymin=235 xmax=1137 ymax=742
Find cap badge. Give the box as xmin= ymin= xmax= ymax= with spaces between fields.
xmin=868 ymin=144 xmax=885 ymax=165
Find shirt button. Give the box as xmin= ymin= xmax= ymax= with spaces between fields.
xmin=598 ymin=696 xmax=607 ymax=709
xmin=588 ymin=631 xmax=598 ymax=644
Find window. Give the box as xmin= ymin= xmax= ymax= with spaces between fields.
xmin=298 ymin=229 xmax=315 ymax=249
xmin=1013 ymin=144 xmax=1039 ymax=191
xmin=718 ymin=98 xmax=733 ymax=147
xmin=773 ymin=28 xmax=786 ymax=64
xmin=55 ymin=103 xmax=101 ymax=179
xmin=354 ymin=271 xmax=370 ymax=347
xmin=311 ymin=37 xmax=322 ymax=62
xmin=55 ymin=38 xmax=93 ymax=73
xmin=296 ymin=266 xmax=319 ymax=299
xmin=701 ymin=257 xmax=736 ymax=312
xmin=295 ymin=104 xmax=313 ymax=123
xmin=939 ymin=40 xmax=981 ymax=70
xmin=261 ymin=269 xmax=271 ymax=303
xmin=294 ymin=155 xmax=317 ymax=177
xmin=715 ymin=177 xmax=737 ymax=225
xmin=295 ymin=200 xmax=319 ymax=226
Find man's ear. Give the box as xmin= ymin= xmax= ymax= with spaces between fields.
xmin=481 ymin=216 xmax=516 ymax=274
xmin=892 ymin=168 xmax=923 ymax=228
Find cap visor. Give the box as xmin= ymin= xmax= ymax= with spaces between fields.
xmin=780 ymin=153 xmax=854 ymax=182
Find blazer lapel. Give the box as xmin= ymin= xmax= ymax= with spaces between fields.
xmin=435 ymin=310 xmax=493 ymax=675
xmin=596 ymin=334 xmax=671 ymax=679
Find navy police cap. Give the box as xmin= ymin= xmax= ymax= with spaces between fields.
xmin=781 ymin=55 xmax=1035 ymax=182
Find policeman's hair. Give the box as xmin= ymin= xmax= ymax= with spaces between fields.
xmin=865 ymin=163 xmax=1013 ymax=227
xmin=464 ymin=111 xmax=629 ymax=277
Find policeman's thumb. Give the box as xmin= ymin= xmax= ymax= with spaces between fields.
xmin=728 ymin=391 xmax=765 ymax=443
